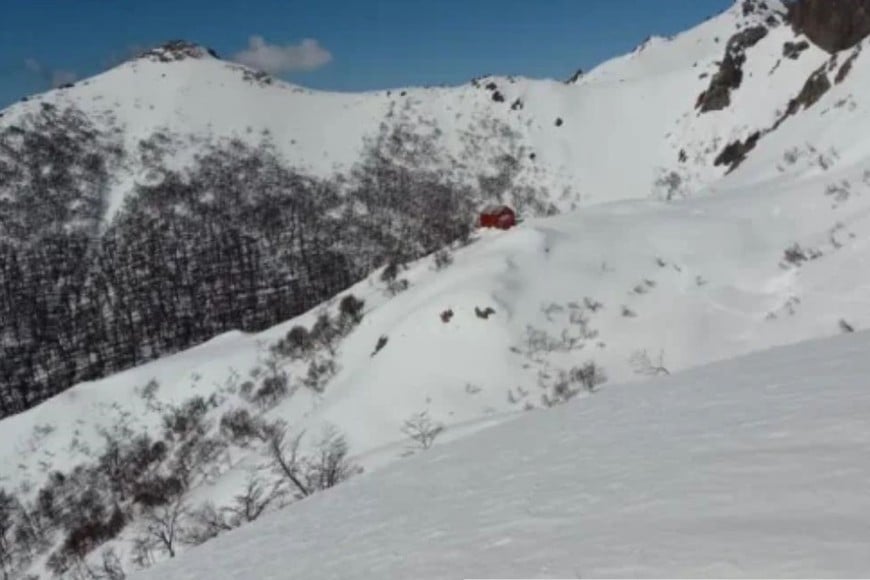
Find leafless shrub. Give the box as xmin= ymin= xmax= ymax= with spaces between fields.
xmin=630 ymin=350 xmax=671 ymax=377
xmin=381 ymin=262 xmax=409 ymax=296
xmin=572 ymin=361 xmax=608 ymax=392
xmin=654 ymin=169 xmax=685 ymax=201
xmin=264 ymin=422 xmax=359 ymax=498
xmin=433 ymin=249 xmax=453 ymax=270
xmin=187 ymin=475 xmax=284 ymax=545
xmin=782 ymin=243 xmax=820 ymax=267
xmin=98 ymin=547 xmax=126 ymax=580
xmin=219 ymin=408 xmax=266 ymax=446
xmin=583 ymin=297 xmax=603 ymax=312
xmin=338 ymin=294 xmax=365 ymax=331
xmin=250 ymin=355 xmax=290 ymax=410
xmin=401 ymin=412 xmax=445 ymax=451
xmin=825 ymin=180 xmax=851 ymax=203
xmin=303 ymin=426 xmax=362 ymax=492
xmin=302 ymin=357 xmax=337 ymax=393
xmin=138 ymin=496 xmax=188 ymax=559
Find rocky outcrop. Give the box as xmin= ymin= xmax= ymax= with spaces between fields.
xmin=784 ymin=63 xmax=833 ymax=118
xmin=783 ymin=40 xmax=810 ymax=59
xmin=789 ymin=0 xmax=870 ymax=53
xmin=697 ymin=26 xmax=768 ymax=113
xmin=714 ymin=131 xmax=761 ymax=171
xmin=137 ymin=40 xmax=220 ymax=63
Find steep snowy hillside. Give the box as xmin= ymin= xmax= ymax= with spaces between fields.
xmin=5 ymin=0 xmax=864 ymax=415
xmin=5 ymin=103 xmax=870 ymax=575
xmin=5 ymin=0 xmax=870 ymax=577
xmin=133 ymin=330 xmax=870 ymax=579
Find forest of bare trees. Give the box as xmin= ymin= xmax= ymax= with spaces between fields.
xmin=0 ymin=105 xmax=518 ymax=417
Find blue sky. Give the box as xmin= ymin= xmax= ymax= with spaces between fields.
xmin=0 ymin=0 xmax=731 ymax=108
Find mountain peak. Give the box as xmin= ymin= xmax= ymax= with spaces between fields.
xmin=135 ymin=40 xmax=220 ymax=64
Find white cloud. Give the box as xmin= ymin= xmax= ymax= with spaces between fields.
xmin=232 ymin=36 xmax=333 ymax=74
xmin=23 ymin=58 xmax=78 ymax=87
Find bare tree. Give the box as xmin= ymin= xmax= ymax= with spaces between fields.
xmin=264 ymin=422 xmax=311 ymax=499
xmin=401 ymin=412 xmax=445 ymax=451
xmin=304 ymin=426 xmax=361 ymax=492
xmin=226 ymin=475 xmax=284 ymax=526
xmin=98 ymin=547 xmax=126 ymax=580
xmin=185 ymin=502 xmax=233 ymax=546
xmin=629 ymin=350 xmax=671 ymax=377
xmin=139 ymin=496 xmax=188 ymax=559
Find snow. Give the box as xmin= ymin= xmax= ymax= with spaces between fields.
xmin=5 ymin=0 xmax=870 ymax=576
xmin=133 ymin=330 xmax=870 ymax=579
xmin=0 ymin=1 xmax=814 ymax=221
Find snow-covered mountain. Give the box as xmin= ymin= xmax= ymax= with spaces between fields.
xmin=4 ymin=0 xmax=870 ymax=577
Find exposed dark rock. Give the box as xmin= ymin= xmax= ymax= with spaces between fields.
xmin=788 ymin=0 xmax=870 ymax=53
xmin=138 ymin=40 xmax=219 ymax=63
xmin=835 ymin=47 xmax=862 ymax=83
xmin=241 ymin=69 xmax=273 ymax=86
xmin=742 ymin=0 xmax=770 ymax=16
xmin=491 ymin=91 xmax=505 ymax=103
xmin=714 ymin=131 xmax=761 ymax=171
xmin=697 ymin=26 xmax=768 ymax=113
xmin=787 ymin=65 xmax=832 ymax=115
xmin=783 ymin=40 xmax=810 ymax=59
xmin=555 ymin=117 xmax=564 ymax=127
xmin=566 ymin=68 xmax=584 ymax=84
xmin=511 ymin=98 xmax=523 ymax=111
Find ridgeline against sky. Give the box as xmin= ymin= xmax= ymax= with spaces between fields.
xmin=0 ymin=0 xmax=731 ymax=108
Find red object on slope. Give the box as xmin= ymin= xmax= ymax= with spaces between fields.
xmin=479 ymin=205 xmax=517 ymax=230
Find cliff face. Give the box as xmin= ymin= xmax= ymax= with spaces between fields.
xmin=789 ymin=0 xmax=870 ymax=52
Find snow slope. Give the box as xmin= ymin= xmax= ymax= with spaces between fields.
xmin=5 ymin=109 xmax=870 ymax=574
xmin=134 ymin=330 xmax=870 ymax=579
xmin=6 ymin=0 xmax=870 ymax=576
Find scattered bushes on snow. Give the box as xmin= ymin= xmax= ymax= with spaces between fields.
xmin=781 ymin=243 xmax=821 ymax=267
xmin=219 ymin=408 xmax=266 ymax=446
xmin=381 ymin=262 xmax=410 ymax=296
xmin=630 ymin=350 xmax=671 ymax=377
xmin=264 ymin=422 xmax=361 ymax=498
xmin=401 ymin=412 xmax=445 ymax=451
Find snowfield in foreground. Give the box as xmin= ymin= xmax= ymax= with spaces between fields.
xmin=133 ymin=331 xmax=870 ymax=579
